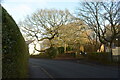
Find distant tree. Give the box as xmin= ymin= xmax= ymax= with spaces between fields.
xmin=19 ymin=9 xmax=77 ymax=52
xmin=77 ymin=1 xmax=120 ymax=55
xmin=51 ymin=20 xmax=94 ymax=52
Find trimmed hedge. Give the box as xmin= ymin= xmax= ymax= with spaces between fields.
xmin=86 ymin=52 xmax=111 ymax=63
xmin=2 ymin=7 xmax=29 ymax=78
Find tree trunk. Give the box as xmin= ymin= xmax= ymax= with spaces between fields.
xmin=49 ymin=40 xmax=52 ymax=48
xmin=64 ymin=43 xmax=67 ymax=53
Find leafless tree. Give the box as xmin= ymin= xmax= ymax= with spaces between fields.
xmin=19 ymin=9 xmax=77 ymax=52
xmin=77 ymin=1 xmax=120 ymax=61
xmin=77 ymin=1 xmax=120 ymax=50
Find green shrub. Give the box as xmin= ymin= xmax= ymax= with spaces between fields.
xmin=2 ymin=7 xmax=29 ymax=78
xmin=57 ymin=47 xmax=64 ymax=54
xmin=46 ymin=47 xmax=57 ymax=58
xmin=66 ymin=46 xmax=73 ymax=51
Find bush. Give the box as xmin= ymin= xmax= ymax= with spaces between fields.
xmin=2 ymin=7 xmax=29 ymax=78
xmin=66 ymin=46 xmax=73 ymax=51
xmin=46 ymin=47 xmax=57 ymax=58
xmin=57 ymin=47 xmax=64 ymax=54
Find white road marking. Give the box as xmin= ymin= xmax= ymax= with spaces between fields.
xmin=30 ymin=63 xmax=55 ymax=80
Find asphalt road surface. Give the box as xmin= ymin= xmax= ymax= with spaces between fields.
xmin=29 ymin=58 xmax=119 ymax=78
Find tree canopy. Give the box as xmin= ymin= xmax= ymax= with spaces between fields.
xmin=77 ymin=1 xmax=120 ymax=47
xmin=19 ymin=9 xmax=78 ymax=52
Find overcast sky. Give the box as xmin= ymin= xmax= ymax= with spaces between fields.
xmin=1 ymin=0 xmax=82 ymax=24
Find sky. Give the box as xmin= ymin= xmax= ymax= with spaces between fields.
xmin=1 ymin=0 xmax=81 ymax=24
xmin=1 ymin=0 xmax=82 ymax=54
xmin=2 ymin=0 xmax=119 ymax=55
xmin=2 ymin=0 xmax=118 ymax=24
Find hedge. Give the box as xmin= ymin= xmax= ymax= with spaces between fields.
xmin=86 ymin=52 xmax=111 ymax=63
xmin=2 ymin=7 xmax=29 ymax=78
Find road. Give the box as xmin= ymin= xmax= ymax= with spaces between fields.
xmin=29 ymin=58 xmax=119 ymax=78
